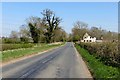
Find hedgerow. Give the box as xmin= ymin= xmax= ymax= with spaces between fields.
xmin=75 ymin=44 xmax=120 ymax=78
xmin=78 ymin=42 xmax=120 ymax=67
xmin=1 ymin=44 xmax=34 ymax=51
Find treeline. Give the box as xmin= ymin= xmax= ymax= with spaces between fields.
xmin=2 ymin=11 xmax=118 ymax=44
xmin=69 ymin=21 xmax=118 ymax=42
xmin=2 ymin=9 xmax=67 ymax=44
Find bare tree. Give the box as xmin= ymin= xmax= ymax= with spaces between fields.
xmin=41 ymin=9 xmax=62 ymax=43
xmin=72 ymin=21 xmax=88 ymax=41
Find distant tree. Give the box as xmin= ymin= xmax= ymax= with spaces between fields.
xmin=7 ymin=31 xmax=20 ymax=43
xmin=52 ymin=27 xmax=67 ymax=42
xmin=89 ymin=27 xmax=103 ymax=39
xmin=10 ymin=31 xmax=19 ymax=38
xmin=73 ymin=21 xmax=88 ymax=29
xmin=72 ymin=21 xmax=88 ymax=41
xmin=72 ymin=22 xmax=118 ymax=42
xmin=41 ymin=9 xmax=62 ymax=43
xmin=19 ymin=25 xmax=30 ymax=43
xmin=67 ymin=33 xmax=73 ymax=42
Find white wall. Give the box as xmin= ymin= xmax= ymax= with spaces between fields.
xmin=81 ymin=36 xmax=96 ymax=42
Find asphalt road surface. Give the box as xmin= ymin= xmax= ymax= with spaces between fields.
xmin=2 ymin=42 xmax=92 ymax=78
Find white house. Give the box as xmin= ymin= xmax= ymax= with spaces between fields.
xmin=81 ymin=33 xmax=96 ymax=42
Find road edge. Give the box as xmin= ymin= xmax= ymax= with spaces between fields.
xmin=72 ymin=42 xmax=93 ymax=78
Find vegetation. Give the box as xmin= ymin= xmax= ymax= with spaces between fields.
xmin=2 ymin=43 xmax=64 ymax=62
xmin=1 ymin=9 xmax=67 ymax=63
xmin=71 ymin=21 xmax=118 ymax=42
xmin=41 ymin=9 xmax=62 ymax=43
xmin=2 ymin=9 xmax=67 ymax=44
xmin=79 ymin=42 xmax=120 ymax=67
xmin=28 ymin=22 xmax=40 ymax=43
xmin=1 ymin=8 xmax=119 ymax=79
xmin=1 ymin=44 xmax=34 ymax=51
xmin=25 ymin=9 xmax=66 ymax=43
xmin=75 ymin=43 xmax=120 ymax=78
xmin=2 ymin=37 xmax=21 ymax=44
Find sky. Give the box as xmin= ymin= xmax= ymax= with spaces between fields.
xmin=2 ymin=2 xmax=118 ymax=37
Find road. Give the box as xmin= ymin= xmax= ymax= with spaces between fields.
xmin=2 ymin=42 xmax=92 ymax=78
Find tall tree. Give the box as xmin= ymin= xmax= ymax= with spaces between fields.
xmin=41 ymin=9 xmax=62 ymax=43
xmin=28 ymin=23 xmax=39 ymax=43
xmin=27 ymin=16 xmax=47 ymax=43
xmin=27 ymin=16 xmax=42 ymax=43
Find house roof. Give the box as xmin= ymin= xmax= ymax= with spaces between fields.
xmin=83 ymin=33 xmax=90 ymax=39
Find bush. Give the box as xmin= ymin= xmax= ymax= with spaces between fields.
xmin=75 ymin=44 xmax=120 ymax=78
xmin=2 ymin=38 xmax=21 ymax=43
xmin=78 ymin=42 xmax=120 ymax=67
xmin=1 ymin=44 xmax=34 ymax=51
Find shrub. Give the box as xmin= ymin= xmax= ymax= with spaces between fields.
xmin=78 ymin=42 xmax=120 ymax=67
xmin=75 ymin=44 xmax=120 ymax=78
xmin=1 ymin=44 xmax=34 ymax=51
xmin=2 ymin=38 xmax=21 ymax=43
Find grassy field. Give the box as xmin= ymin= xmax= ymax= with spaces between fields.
xmin=1 ymin=43 xmax=65 ymax=62
xmin=75 ymin=44 xmax=120 ymax=79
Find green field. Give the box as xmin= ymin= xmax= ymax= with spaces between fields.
xmin=1 ymin=43 xmax=64 ymax=62
xmin=75 ymin=44 xmax=120 ymax=79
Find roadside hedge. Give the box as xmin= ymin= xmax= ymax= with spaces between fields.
xmin=78 ymin=42 xmax=120 ymax=67
xmin=1 ymin=44 xmax=34 ymax=51
xmin=75 ymin=44 xmax=120 ymax=78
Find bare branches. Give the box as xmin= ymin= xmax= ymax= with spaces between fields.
xmin=41 ymin=9 xmax=62 ymax=43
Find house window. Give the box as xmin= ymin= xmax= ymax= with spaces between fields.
xmin=84 ymin=40 xmax=85 ymax=42
xmin=90 ymin=40 xmax=91 ymax=42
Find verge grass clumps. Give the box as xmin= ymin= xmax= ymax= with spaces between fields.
xmin=75 ymin=43 xmax=120 ymax=79
xmin=2 ymin=43 xmax=64 ymax=62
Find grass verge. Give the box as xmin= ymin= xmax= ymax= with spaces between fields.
xmin=1 ymin=43 xmax=65 ymax=63
xmin=75 ymin=44 xmax=120 ymax=79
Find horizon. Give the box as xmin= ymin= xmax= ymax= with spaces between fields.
xmin=2 ymin=2 xmax=118 ymax=37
